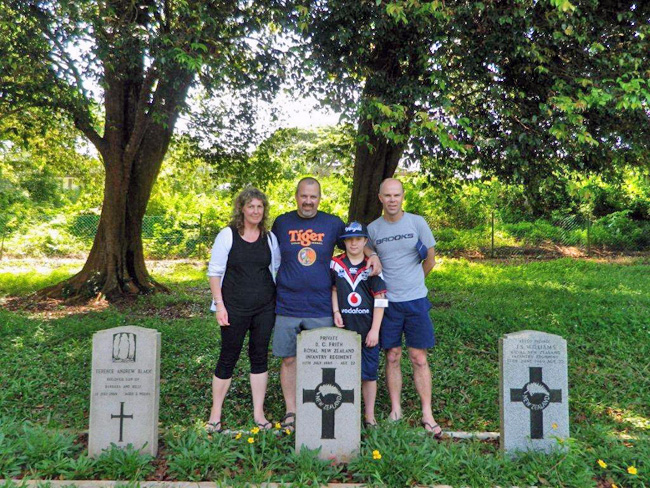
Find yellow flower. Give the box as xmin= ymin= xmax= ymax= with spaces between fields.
xmin=285 ymin=428 xmax=292 ymax=435
xmin=611 ymin=484 xmax=618 ymax=488
xmin=251 ymin=426 xmax=260 ymax=434
xmin=552 ymin=423 xmax=558 ymax=430
xmin=235 ymin=433 xmax=242 ymax=440
xmin=597 ymin=459 xmax=607 ymax=469
xmin=627 ymin=466 xmax=637 ymax=475
xmin=275 ymin=422 xmax=282 ymax=429
xmin=372 ymin=449 xmax=382 ymax=460
xmin=247 ymin=437 xmax=255 ymax=444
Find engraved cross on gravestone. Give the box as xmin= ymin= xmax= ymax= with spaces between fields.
xmin=110 ymin=401 xmax=134 ymax=443
xmin=302 ymin=368 xmax=354 ymax=439
xmin=509 ymin=367 xmax=562 ymax=439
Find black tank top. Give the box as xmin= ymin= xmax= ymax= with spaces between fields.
xmin=221 ymin=226 xmax=275 ymax=314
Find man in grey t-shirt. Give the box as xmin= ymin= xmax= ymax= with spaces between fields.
xmin=367 ymin=178 xmax=442 ymax=437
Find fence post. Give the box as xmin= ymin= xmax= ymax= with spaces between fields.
xmin=586 ymin=217 xmax=591 ymax=256
xmin=0 ymin=226 xmax=5 ymax=261
xmin=491 ymin=209 xmax=495 ymax=258
xmin=198 ymin=213 xmax=203 ymax=259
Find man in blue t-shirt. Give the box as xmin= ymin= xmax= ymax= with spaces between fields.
xmin=271 ymin=177 xmax=380 ymax=430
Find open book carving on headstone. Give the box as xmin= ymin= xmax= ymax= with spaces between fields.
xmin=112 ymin=332 xmax=137 ymax=362
xmin=89 ymin=326 xmax=160 ymax=457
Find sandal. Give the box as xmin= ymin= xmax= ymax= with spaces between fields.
xmin=256 ymin=421 xmax=273 ymax=430
xmin=421 ymin=421 xmax=443 ymax=439
xmin=280 ymin=412 xmax=296 ymax=431
xmin=364 ymin=420 xmax=378 ymax=428
xmin=206 ymin=421 xmax=222 ymax=434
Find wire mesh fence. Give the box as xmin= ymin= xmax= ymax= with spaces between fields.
xmin=428 ymin=212 xmax=597 ymax=259
xmin=1 ymin=210 xmax=648 ymax=261
xmin=0 ymin=214 xmax=216 ymax=261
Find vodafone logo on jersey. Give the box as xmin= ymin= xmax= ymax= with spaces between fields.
xmin=347 ymin=292 xmax=362 ymax=307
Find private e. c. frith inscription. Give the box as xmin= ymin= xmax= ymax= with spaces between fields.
xmin=499 ymin=330 xmax=569 ymax=455
xmin=296 ymin=328 xmax=361 ymax=462
xmin=89 ymin=326 xmax=161 ymax=457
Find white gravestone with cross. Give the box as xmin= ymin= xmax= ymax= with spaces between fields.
xmin=499 ymin=330 xmax=569 ymax=454
xmin=88 ymin=326 xmax=161 ymax=457
xmin=296 ymin=328 xmax=361 ymax=462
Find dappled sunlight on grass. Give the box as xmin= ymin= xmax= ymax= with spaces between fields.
xmin=603 ymin=406 xmax=650 ymax=431
xmin=0 ymin=256 xmax=648 ymax=484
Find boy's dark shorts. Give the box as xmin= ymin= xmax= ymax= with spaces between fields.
xmin=361 ymin=344 xmax=380 ymax=381
xmin=380 ymin=297 xmax=435 ymax=350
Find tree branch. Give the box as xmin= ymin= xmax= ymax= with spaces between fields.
xmin=122 ymin=64 xmax=159 ymax=165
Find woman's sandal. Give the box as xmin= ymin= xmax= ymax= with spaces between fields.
xmin=256 ymin=421 xmax=273 ymax=430
xmin=421 ymin=421 xmax=443 ymax=439
xmin=206 ymin=421 xmax=222 ymax=434
xmin=364 ymin=420 xmax=378 ymax=429
xmin=280 ymin=412 xmax=296 ymax=431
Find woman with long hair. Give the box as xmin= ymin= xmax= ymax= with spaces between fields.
xmin=206 ymin=187 xmax=280 ymax=432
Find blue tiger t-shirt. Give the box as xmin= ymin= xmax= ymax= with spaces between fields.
xmin=272 ymin=210 xmax=345 ymax=317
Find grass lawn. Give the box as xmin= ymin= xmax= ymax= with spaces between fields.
xmin=0 ymin=257 xmax=648 ymax=486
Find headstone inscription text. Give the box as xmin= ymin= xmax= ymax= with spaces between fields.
xmin=499 ymin=330 xmax=569 ymax=454
xmin=88 ymin=326 xmax=161 ymax=457
xmin=296 ymin=328 xmax=361 ymax=462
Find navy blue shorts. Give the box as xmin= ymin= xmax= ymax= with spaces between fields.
xmin=380 ymin=297 xmax=435 ymax=350
xmin=361 ymin=345 xmax=380 ymax=381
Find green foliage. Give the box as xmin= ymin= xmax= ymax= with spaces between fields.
xmin=94 ymin=444 xmax=154 ymax=480
xmin=165 ymin=427 xmax=238 ymax=481
xmin=2 ymin=258 xmax=649 ymax=486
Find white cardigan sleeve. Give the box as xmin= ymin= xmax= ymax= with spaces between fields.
xmin=207 ymin=227 xmax=233 ymax=277
xmin=268 ymin=231 xmax=281 ymax=280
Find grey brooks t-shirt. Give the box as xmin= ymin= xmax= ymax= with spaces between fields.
xmin=367 ymin=212 xmax=436 ymax=302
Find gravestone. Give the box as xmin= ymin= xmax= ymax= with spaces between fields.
xmin=296 ymin=328 xmax=361 ymax=462
xmin=499 ymin=330 xmax=569 ymax=454
xmin=88 ymin=326 xmax=161 ymax=457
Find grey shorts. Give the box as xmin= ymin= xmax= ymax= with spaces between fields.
xmin=272 ymin=315 xmax=334 ymax=357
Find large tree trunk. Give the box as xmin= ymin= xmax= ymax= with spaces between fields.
xmin=39 ymin=60 xmax=193 ymax=302
xmin=40 ymin=132 xmax=171 ymax=301
xmin=348 ymin=119 xmax=408 ymax=224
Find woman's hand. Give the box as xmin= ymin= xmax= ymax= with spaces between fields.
xmin=216 ymin=308 xmax=230 ymax=326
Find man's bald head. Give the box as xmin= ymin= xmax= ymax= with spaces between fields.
xmin=378 ymin=178 xmax=405 ymax=221
xmin=379 ymin=178 xmax=404 ymax=195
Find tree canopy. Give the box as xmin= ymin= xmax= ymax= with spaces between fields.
xmin=0 ymin=0 xmax=290 ymax=300
xmin=294 ymin=0 xmax=649 ymax=220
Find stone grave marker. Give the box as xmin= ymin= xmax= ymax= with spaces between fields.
xmin=88 ymin=326 xmax=161 ymax=457
xmin=296 ymin=328 xmax=361 ymax=462
xmin=499 ymin=330 xmax=569 ymax=454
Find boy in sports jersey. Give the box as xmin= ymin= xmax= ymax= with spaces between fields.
xmin=330 ymin=222 xmax=387 ymax=427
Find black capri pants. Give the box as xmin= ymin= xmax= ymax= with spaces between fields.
xmin=214 ymin=307 xmax=275 ymax=379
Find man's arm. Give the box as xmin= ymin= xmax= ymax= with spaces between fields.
xmin=364 ymin=246 xmax=382 ymax=275
xmin=422 ymin=247 xmax=436 ymax=277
